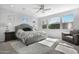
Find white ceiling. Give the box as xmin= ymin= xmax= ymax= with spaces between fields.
xmin=0 ymin=4 xmax=79 ymax=18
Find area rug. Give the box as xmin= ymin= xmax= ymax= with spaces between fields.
xmin=55 ymin=43 xmax=78 ymax=54
xmin=38 ymin=38 xmax=58 ymax=47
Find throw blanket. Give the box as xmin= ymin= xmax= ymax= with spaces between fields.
xmin=16 ymin=29 xmax=47 ymax=46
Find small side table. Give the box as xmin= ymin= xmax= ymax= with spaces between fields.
xmin=5 ymin=31 xmax=16 ymax=42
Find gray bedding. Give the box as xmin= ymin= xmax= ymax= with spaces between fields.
xmin=16 ymin=29 xmax=47 ymax=46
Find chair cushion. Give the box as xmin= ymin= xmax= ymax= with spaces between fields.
xmin=65 ymin=36 xmax=73 ymax=39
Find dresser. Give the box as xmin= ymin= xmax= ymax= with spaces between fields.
xmin=5 ymin=31 xmax=17 ymax=42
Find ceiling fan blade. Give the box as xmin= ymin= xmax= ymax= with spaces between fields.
xmin=34 ymin=8 xmax=40 ymax=9
xmin=44 ymin=8 xmax=51 ymax=11
xmin=35 ymin=9 xmax=41 ymax=13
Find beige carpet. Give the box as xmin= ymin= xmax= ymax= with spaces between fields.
xmin=0 ymin=42 xmax=17 ymax=54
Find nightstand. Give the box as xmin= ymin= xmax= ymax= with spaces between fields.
xmin=5 ymin=31 xmax=16 ymax=42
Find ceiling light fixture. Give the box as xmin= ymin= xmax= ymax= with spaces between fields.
xmin=22 ymin=8 xmax=26 ymax=10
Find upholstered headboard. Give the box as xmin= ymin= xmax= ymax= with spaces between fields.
xmin=15 ymin=24 xmax=33 ymax=31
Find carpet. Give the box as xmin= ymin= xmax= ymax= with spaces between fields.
xmin=0 ymin=42 xmax=17 ymax=54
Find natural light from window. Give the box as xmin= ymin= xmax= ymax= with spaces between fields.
xmin=42 ymin=13 xmax=74 ymax=30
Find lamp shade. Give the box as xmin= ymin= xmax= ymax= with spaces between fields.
xmin=7 ymin=22 xmax=15 ymax=32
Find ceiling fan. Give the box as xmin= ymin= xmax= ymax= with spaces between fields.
xmin=34 ymin=4 xmax=51 ymax=13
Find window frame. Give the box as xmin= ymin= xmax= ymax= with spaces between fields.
xmin=41 ymin=14 xmax=74 ymax=30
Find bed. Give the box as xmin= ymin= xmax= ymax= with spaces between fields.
xmin=15 ymin=24 xmax=47 ymax=45
xmin=13 ymin=24 xmax=59 ymax=54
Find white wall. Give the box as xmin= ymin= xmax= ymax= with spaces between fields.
xmin=40 ymin=29 xmax=69 ymax=39
xmin=0 ymin=8 xmax=37 ymax=27
xmin=73 ymin=8 xmax=79 ymax=30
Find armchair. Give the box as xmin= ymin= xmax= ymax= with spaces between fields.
xmin=62 ymin=30 xmax=79 ymax=45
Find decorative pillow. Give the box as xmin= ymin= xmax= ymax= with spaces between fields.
xmin=16 ymin=30 xmax=47 ymax=46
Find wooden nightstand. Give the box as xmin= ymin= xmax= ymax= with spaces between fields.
xmin=5 ymin=31 xmax=17 ymax=42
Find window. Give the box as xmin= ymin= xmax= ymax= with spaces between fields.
xmin=41 ymin=13 xmax=74 ymax=30
xmin=42 ymin=19 xmax=47 ymax=29
xmin=62 ymin=14 xmax=74 ymax=29
xmin=48 ymin=17 xmax=60 ymax=29
xmin=21 ymin=16 xmax=28 ymax=24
